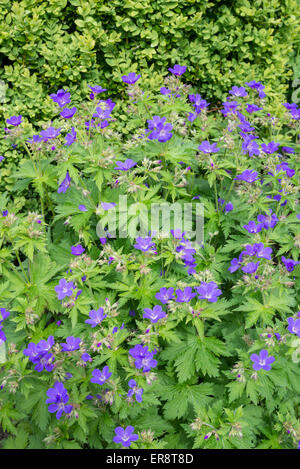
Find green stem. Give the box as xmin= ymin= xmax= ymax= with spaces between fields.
xmin=15 ymin=250 xmax=30 ymax=284
xmin=21 ymin=141 xmax=38 ymax=172
xmin=226 ymin=179 xmax=235 ymax=201
xmin=46 ymin=191 xmax=55 ymax=217
xmin=213 ymin=180 xmax=219 ymax=213
xmin=194 ymin=316 xmax=204 ymax=340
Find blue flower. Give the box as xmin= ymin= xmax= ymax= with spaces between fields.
xmin=246 ymin=104 xmax=263 ymax=114
xmin=40 ymin=126 xmax=61 ymax=141
xmin=168 ymin=64 xmax=186 ymax=76
xmin=261 ymin=141 xmax=280 ymax=154
xmin=250 ymin=350 xmax=275 ymax=371
xmin=175 ymin=287 xmax=197 ymax=303
xmin=290 ymin=108 xmax=300 ymax=120
xmin=281 ymin=146 xmax=295 ymax=154
xmin=81 ymin=352 xmax=92 ymax=363
xmin=243 ymin=221 xmax=263 ymax=233
xmin=60 ymin=336 xmax=81 ymax=352
xmin=221 ymin=101 xmax=239 ymax=116
xmin=36 ymin=336 xmax=54 ymax=354
xmin=0 ymin=329 xmax=6 ymax=346
xmin=113 ymin=426 xmax=139 ymax=447
xmin=58 ymin=171 xmax=71 ymax=193
xmin=88 ymin=85 xmax=107 ymax=94
xmin=127 ymin=379 xmax=143 ymax=403
xmin=196 ymin=282 xmax=222 ymax=303
xmin=60 ymin=107 xmax=77 ymax=119
xmin=6 ymin=115 xmax=22 ymax=126
xmin=46 ymin=382 xmax=72 ymax=419
xmin=241 ymin=261 xmax=260 ymax=274
xmin=257 ymin=210 xmax=278 ymax=229
xmin=228 ymin=257 xmax=242 ymax=273
xmin=189 ymin=94 xmax=209 ymax=113
xmin=198 ymin=141 xmax=220 ymax=154
xmin=114 ymin=159 xmax=137 ymax=171
xmin=254 ymin=243 xmax=272 ymax=260
xmin=148 ymin=122 xmax=173 ymax=142
xmin=55 ymin=278 xmax=75 ymax=300
xmin=281 ymin=256 xmax=299 ymax=272
xmin=101 ymin=202 xmax=116 ymax=210
xmin=134 ymin=236 xmax=156 ymax=252
xmin=224 ymin=202 xmax=233 ymax=213
xmin=49 ymin=89 xmax=71 ymax=108
xmin=129 ymin=344 xmax=157 ymax=372
xmin=65 ymin=127 xmax=77 ymax=146
xmin=287 ymin=317 xmax=300 ymax=337
xmin=23 ymin=337 xmax=55 ymax=372
xmin=229 ymin=86 xmax=248 ymax=97
xmin=71 ymin=244 xmax=85 ymax=256
xmin=0 ymin=308 xmax=10 ymax=324
xmin=122 ymin=72 xmax=141 ymax=84
xmin=91 ymin=366 xmax=112 ymax=385
xmin=160 ymin=87 xmax=171 ymax=96
xmin=235 ymin=170 xmax=259 ymax=183
xmin=245 ymin=81 xmax=266 ymax=98
xmin=85 ymin=308 xmax=107 ymax=327
xmin=143 ymin=305 xmax=166 ymax=323
xmin=147 ymin=116 xmax=173 ymax=142
xmin=240 ymin=134 xmax=260 ymax=157
xmin=155 ymin=287 xmax=175 ymax=304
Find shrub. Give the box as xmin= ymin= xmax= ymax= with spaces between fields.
xmin=0 ymin=67 xmax=300 ymax=449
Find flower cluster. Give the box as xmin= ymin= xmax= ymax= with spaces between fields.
xmin=229 ymin=243 xmax=273 ymax=274
xmin=147 ymin=116 xmax=173 ymax=143
xmin=46 ymin=382 xmax=73 ymax=420
xmin=129 ymin=344 xmax=158 ymax=372
xmin=23 ymin=336 xmax=55 ymax=372
xmin=55 ymin=278 xmax=76 ymax=300
xmin=172 ymin=231 xmax=198 ymax=275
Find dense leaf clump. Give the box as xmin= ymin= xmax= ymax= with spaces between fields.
xmin=0 ymin=67 xmax=299 ymax=449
